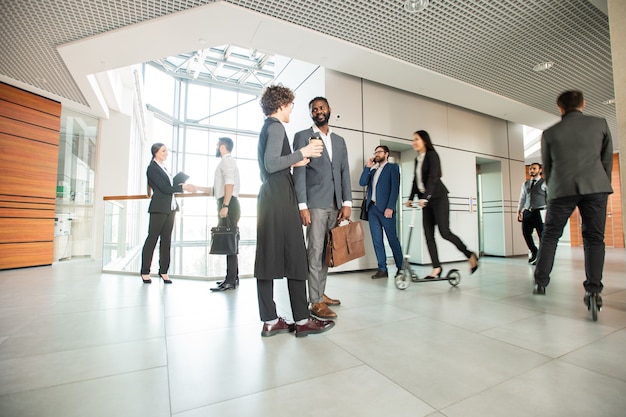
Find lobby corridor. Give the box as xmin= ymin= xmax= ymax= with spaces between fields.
xmin=1 ymin=247 xmax=625 ymax=416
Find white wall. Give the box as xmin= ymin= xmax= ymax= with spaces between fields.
xmin=92 ymin=110 xmax=133 ymax=262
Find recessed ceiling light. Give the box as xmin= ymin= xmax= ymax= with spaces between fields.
xmin=405 ymin=0 xmax=429 ymax=13
xmin=533 ymin=62 xmax=554 ymax=72
xmin=602 ymin=98 xmax=615 ymax=105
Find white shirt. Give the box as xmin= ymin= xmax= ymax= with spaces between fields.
xmin=415 ymin=152 xmax=426 ymax=193
xmin=214 ymin=154 xmax=240 ymax=199
xmin=312 ymin=125 xmax=333 ymax=161
xmin=371 ymin=161 xmax=387 ymax=203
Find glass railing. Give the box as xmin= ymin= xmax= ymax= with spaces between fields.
xmin=103 ymin=193 xmax=257 ymax=279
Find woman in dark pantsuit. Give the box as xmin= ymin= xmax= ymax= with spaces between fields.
xmin=140 ymin=143 xmax=194 ymax=284
xmin=405 ymin=130 xmax=478 ymax=279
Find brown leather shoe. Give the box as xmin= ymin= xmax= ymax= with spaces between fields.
xmin=295 ymin=317 xmax=335 ymax=338
xmin=310 ymin=302 xmax=337 ymax=319
xmin=261 ymin=317 xmax=296 ymax=337
xmin=323 ymin=293 xmax=341 ymax=306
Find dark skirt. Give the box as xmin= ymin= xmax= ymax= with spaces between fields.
xmin=254 ymin=170 xmax=308 ymax=280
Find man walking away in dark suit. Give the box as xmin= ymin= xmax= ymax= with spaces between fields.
xmin=359 ymin=146 xmax=403 ymax=279
xmin=293 ymin=97 xmax=352 ymax=320
xmin=517 ymin=163 xmax=547 ymax=265
xmin=533 ymin=90 xmax=613 ymax=312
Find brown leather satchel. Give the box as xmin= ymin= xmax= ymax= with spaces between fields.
xmin=326 ymin=220 xmax=366 ymax=267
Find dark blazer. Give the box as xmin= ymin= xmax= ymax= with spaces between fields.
xmin=359 ymin=162 xmax=400 ymax=212
xmin=409 ymin=150 xmax=449 ymax=202
xmin=146 ymin=160 xmax=183 ymax=213
xmin=541 ymin=111 xmax=613 ymax=200
xmin=292 ymin=128 xmax=352 ymax=209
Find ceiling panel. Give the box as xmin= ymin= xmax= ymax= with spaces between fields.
xmin=0 ymin=0 xmax=615 ymax=136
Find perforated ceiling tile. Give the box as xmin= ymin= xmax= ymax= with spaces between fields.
xmin=0 ymin=0 xmax=615 ymax=131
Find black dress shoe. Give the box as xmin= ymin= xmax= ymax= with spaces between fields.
xmin=528 ymin=252 xmax=537 ymax=264
xmin=261 ymin=317 xmax=295 ymax=337
xmin=533 ymin=284 xmax=546 ymax=295
xmin=210 ymin=282 xmax=236 ymax=292
xmin=141 ymin=274 xmax=152 ymax=284
xmin=159 ymin=274 xmax=172 ymax=284
xmin=371 ymin=269 xmax=388 ymax=279
xmin=216 ymin=277 xmax=240 ymax=287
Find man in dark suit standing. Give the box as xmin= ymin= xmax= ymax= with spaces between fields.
xmin=293 ymin=97 xmax=352 ymax=320
xmin=359 ymin=145 xmax=403 ymax=279
xmin=533 ymin=91 xmax=613 ymax=310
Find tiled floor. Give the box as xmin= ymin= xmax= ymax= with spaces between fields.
xmin=1 ymin=247 xmax=625 ymax=417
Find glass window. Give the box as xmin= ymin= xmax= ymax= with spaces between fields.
xmin=151 ymin=118 xmax=173 ymax=150
xmin=209 ymin=89 xmax=237 ymax=128
xmin=237 ymin=93 xmax=265 ymax=132
xmin=185 ymin=127 xmax=210 ymax=154
xmin=238 ymin=159 xmax=262 ymax=195
xmin=234 ymin=133 xmax=258 ymax=160
xmin=56 ymin=109 xmax=98 ymax=261
xmin=184 ymin=153 xmax=211 ymax=188
xmin=186 ymin=83 xmax=211 ymax=122
xmin=144 ymin=65 xmax=175 ymax=115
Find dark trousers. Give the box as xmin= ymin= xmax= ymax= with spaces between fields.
xmin=534 ymin=193 xmax=608 ymax=293
xmin=256 ymin=279 xmax=309 ymax=322
xmin=422 ymin=194 xmax=471 ymax=267
xmin=522 ymin=209 xmax=544 ymax=255
xmin=367 ymin=202 xmax=403 ymax=270
xmin=217 ymin=197 xmax=241 ymax=284
xmin=141 ymin=211 xmax=176 ymax=275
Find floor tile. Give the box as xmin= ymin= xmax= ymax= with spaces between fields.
xmin=441 ymin=360 xmax=626 ymax=417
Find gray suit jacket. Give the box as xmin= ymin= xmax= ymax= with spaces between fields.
xmin=541 ymin=111 xmax=613 ymax=200
xmin=292 ymin=128 xmax=352 ymax=209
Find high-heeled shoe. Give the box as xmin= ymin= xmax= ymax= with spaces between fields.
xmin=469 ymin=252 xmax=479 ymax=274
xmin=159 ymin=273 xmax=173 ymax=284
xmin=424 ymin=268 xmax=442 ymax=279
xmin=141 ymin=274 xmax=152 ymax=284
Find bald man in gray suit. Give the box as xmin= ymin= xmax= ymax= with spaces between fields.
xmin=293 ymin=97 xmax=352 ymax=320
xmin=533 ymin=90 xmax=613 ymax=311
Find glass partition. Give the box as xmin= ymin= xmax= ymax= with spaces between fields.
xmin=103 ymin=195 xmax=258 ymax=279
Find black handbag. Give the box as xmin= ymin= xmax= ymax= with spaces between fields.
xmin=359 ymin=198 xmax=368 ymax=221
xmin=209 ymin=219 xmax=239 ymax=255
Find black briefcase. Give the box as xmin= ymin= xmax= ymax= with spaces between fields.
xmin=209 ymin=220 xmax=239 ymax=255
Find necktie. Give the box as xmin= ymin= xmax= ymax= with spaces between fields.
xmin=530 ymin=179 xmax=536 ymax=189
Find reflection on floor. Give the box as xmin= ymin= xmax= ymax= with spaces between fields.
xmin=1 ymin=247 xmax=625 ymax=417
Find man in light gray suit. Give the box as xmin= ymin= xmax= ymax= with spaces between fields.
xmin=533 ymin=91 xmax=613 ymax=311
xmin=293 ymin=97 xmax=352 ymax=320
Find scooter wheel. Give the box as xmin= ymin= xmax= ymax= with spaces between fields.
xmin=447 ymin=269 xmax=461 ymax=286
xmin=589 ymin=295 xmax=598 ymax=322
xmin=395 ymin=272 xmax=409 ymax=290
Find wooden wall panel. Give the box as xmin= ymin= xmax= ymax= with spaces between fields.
xmin=0 ymin=218 xmax=55 ymax=243
xmin=0 ymin=117 xmax=59 ymax=145
xmin=0 ymin=100 xmax=61 ymax=131
xmin=0 ymin=133 xmax=58 ymax=198
xmin=0 ymin=242 xmax=55 ymax=270
xmin=0 ymin=82 xmax=60 ymax=270
xmin=0 ymin=84 xmax=62 ymax=117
